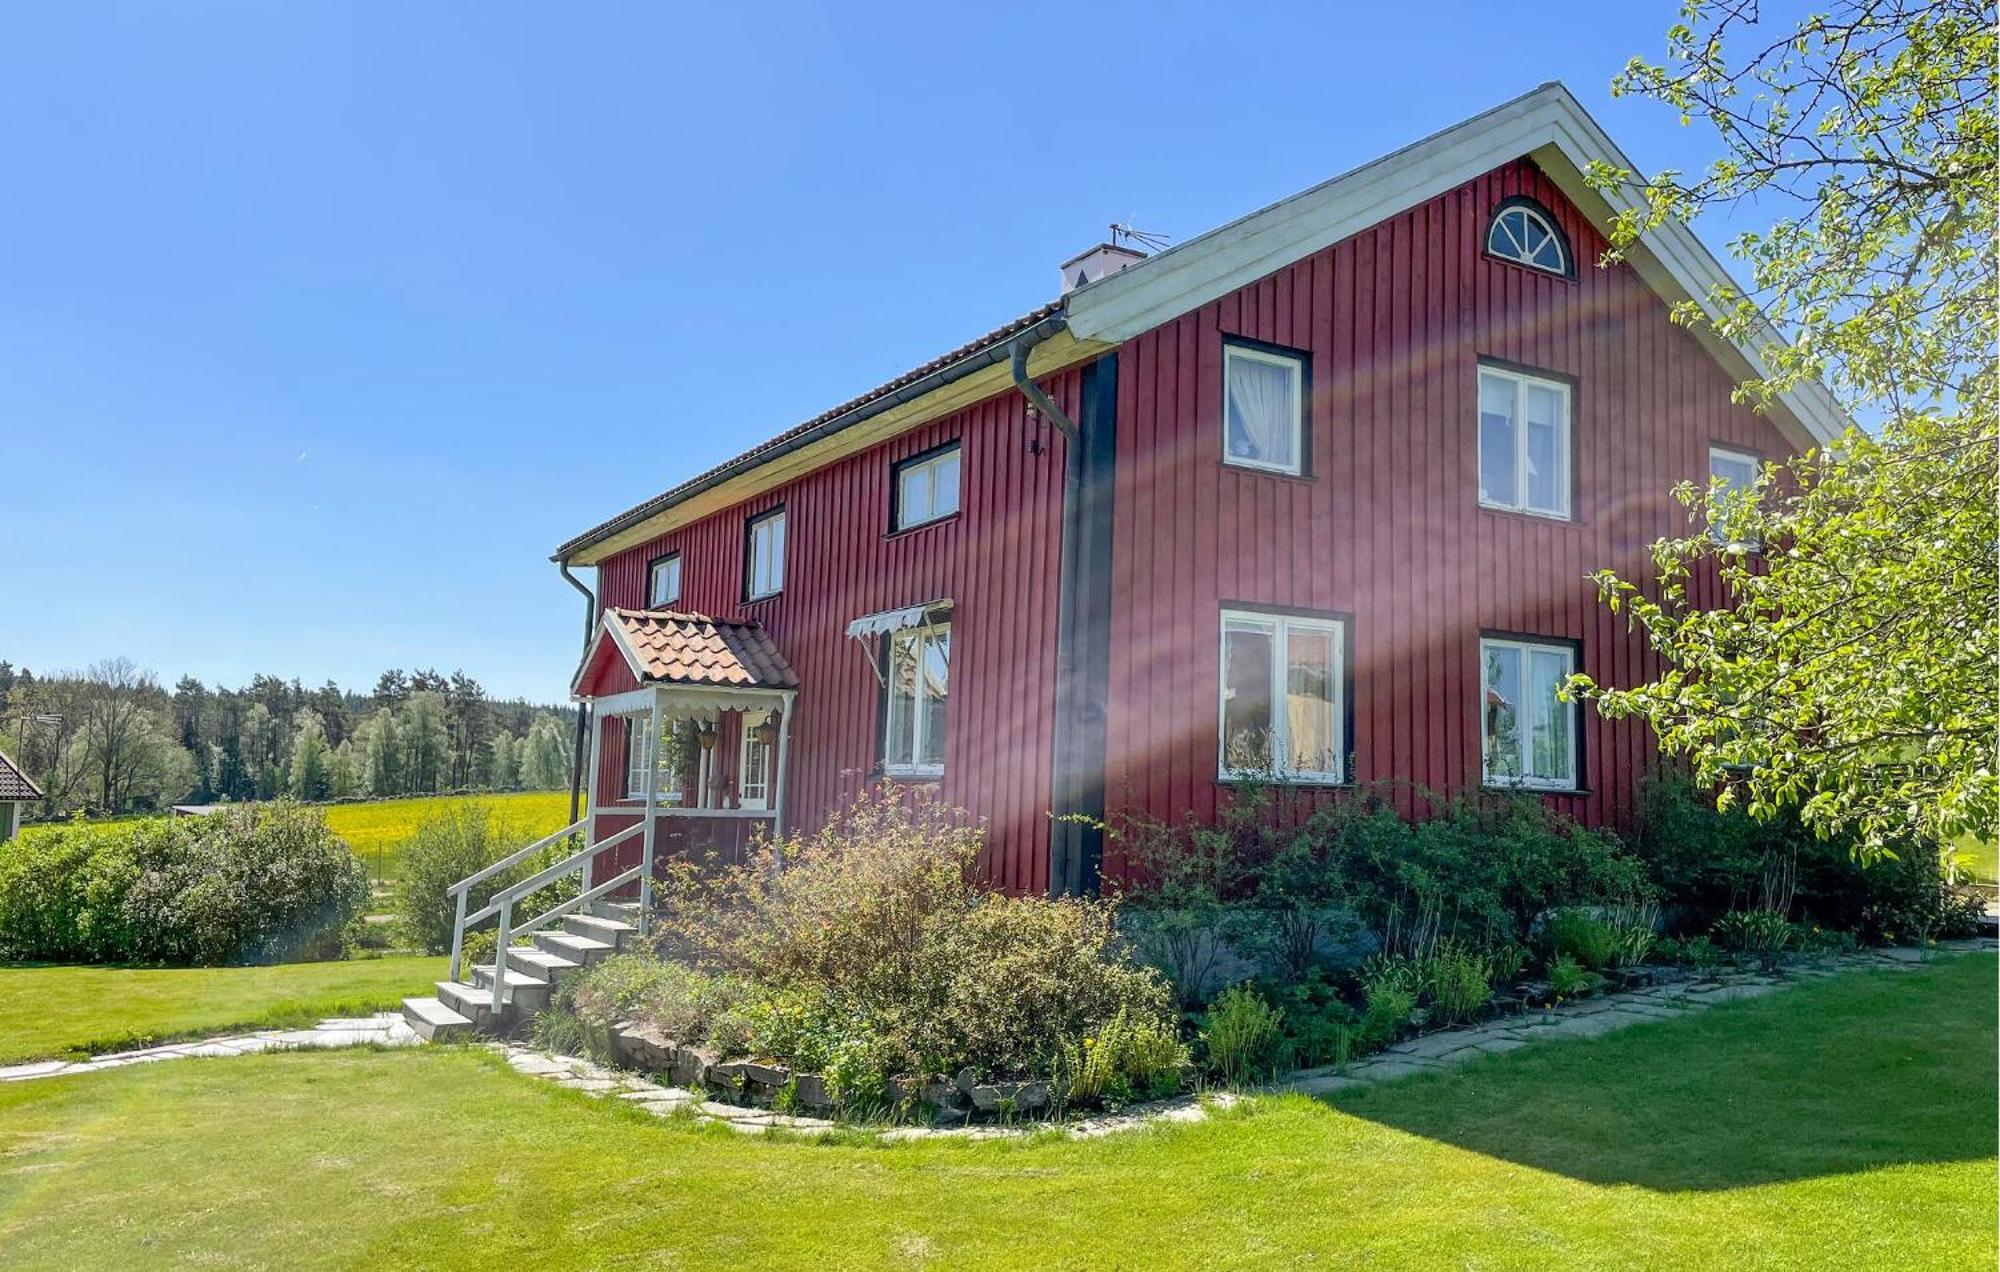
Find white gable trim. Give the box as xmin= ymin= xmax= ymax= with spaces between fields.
xmin=1063 ymin=82 xmax=1845 ymax=449
xmin=570 ymin=611 xmax=650 ymax=697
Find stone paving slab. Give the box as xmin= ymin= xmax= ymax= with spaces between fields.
xmin=0 ymin=1012 xmax=420 ymax=1083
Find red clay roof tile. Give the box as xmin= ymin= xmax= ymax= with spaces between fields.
xmin=605 ymin=608 xmax=800 ymax=690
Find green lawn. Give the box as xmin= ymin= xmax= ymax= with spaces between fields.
xmin=0 ymin=956 xmax=446 ymax=1064
xmin=0 ymin=956 xmax=1989 ymax=1269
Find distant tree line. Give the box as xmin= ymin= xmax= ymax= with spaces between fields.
xmin=0 ymin=657 xmax=575 ymax=820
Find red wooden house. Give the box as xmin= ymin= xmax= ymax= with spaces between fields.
xmin=558 ymin=83 xmax=1842 ymax=899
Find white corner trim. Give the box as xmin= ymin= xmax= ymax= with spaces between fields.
xmin=1064 ymin=82 xmax=1846 ymax=449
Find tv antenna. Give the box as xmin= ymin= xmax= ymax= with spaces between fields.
xmin=1109 ymin=221 xmax=1171 ymax=252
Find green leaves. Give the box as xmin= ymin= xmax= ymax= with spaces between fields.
xmin=1572 ymin=2 xmax=1995 ymax=858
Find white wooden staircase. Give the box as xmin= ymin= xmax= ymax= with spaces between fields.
xmin=400 ymin=815 xmax=653 ymax=1042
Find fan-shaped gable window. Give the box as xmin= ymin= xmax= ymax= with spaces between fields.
xmin=1486 ymin=200 xmax=1570 ymax=276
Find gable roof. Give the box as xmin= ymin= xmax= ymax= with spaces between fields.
xmin=0 ymin=749 xmax=42 ymax=802
xmin=1061 ymin=81 xmax=1846 ymax=452
xmin=573 ymin=608 xmax=801 ymax=697
xmin=556 ymin=82 xmax=1844 ymax=565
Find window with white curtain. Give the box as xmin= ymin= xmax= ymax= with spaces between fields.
xmin=1707 ymin=446 xmax=1761 ymax=546
xmin=1480 ymin=637 xmax=1577 ymax=790
xmin=1478 ymin=365 xmax=1571 ymax=519
xmin=746 ymin=508 xmax=785 ymax=599
xmin=1219 ymin=609 xmax=1343 ymax=782
xmin=893 ymin=443 xmax=961 ymax=531
xmin=624 ymin=717 xmax=683 ymax=803
xmin=883 ymin=622 xmax=949 ymax=777
xmin=1223 ymin=343 xmax=1305 ymax=475
xmin=647 ymin=553 xmax=681 ymax=608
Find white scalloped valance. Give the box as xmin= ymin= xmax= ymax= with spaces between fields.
xmin=844 ymin=598 xmax=952 ymax=640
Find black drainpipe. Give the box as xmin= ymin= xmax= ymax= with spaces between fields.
xmin=1010 ymin=334 xmax=1115 ymax=898
xmin=558 ymin=557 xmax=596 ymax=831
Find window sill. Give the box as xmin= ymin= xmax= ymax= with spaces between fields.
xmin=886 ymin=512 xmax=960 ymax=541
xmin=1480 ymin=784 xmax=1590 ymax=797
xmin=1221 ymin=460 xmax=1313 ymax=484
xmin=741 ymin=591 xmax=783 ymax=607
xmin=1216 ymin=773 xmax=1350 ymax=789
xmin=1477 ymin=502 xmax=1576 ymax=526
xmin=877 ymin=768 xmax=944 ymax=784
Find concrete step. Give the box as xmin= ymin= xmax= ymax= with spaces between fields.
xmin=401 ymin=995 xmax=474 ymax=1042
xmin=590 ymin=899 xmax=642 ymax=924
xmin=468 ymin=965 xmax=554 ymax=1012
xmin=564 ymin=913 xmax=638 ymax=952
xmin=435 ymin=980 xmax=508 ymax=1029
xmin=504 ymin=946 xmax=582 ymax=985
xmin=535 ymin=930 xmax=615 ymax=967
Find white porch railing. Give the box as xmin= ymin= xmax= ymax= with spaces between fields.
xmin=446 ymin=817 xmax=648 ymax=1009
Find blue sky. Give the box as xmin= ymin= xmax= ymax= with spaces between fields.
xmin=0 ymin=2 xmax=1789 ymax=700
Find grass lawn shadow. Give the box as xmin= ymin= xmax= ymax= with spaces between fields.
xmin=1319 ymin=953 xmax=1997 ymax=1192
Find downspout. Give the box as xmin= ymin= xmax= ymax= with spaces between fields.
xmin=558 ymin=557 xmax=595 ymax=832
xmin=1010 ymin=332 xmax=1089 ymax=897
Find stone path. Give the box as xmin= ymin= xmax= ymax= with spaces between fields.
xmin=1283 ymin=940 xmax=1996 ymax=1097
xmin=0 ymin=1011 xmax=420 ymax=1083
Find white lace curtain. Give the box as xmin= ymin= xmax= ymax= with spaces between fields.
xmin=1226 ymin=353 xmax=1295 ymax=466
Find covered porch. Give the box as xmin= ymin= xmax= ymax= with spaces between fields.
xmin=572 ymin=607 xmax=803 ymax=896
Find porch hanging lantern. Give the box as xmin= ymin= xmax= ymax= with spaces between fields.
xmin=696 ymin=722 xmax=718 ymax=751
xmin=752 ymin=709 xmax=781 ymax=747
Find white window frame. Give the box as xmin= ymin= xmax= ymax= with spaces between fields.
xmin=893 ymin=444 xmax=962 ymax=532
xmin=1216 ymin=608 xmax=1345 ymax=784
xmin=647 ymin=553 xmax=681 ymax=608
xmin=881 ymin=620 xmax=950 ymax=779
xmin=737 ymin=720 xmax=771 ymax=810
xmin=1478 ymin=636 xmax=1578 ymax=792
xmin=1707 ymin=446 xmax=1762 ymax=547
xmin=1477 ymin=365 xmax=1572 ymax=520
xmin=624 ymin=718 xmax=683 ymax=804
xmin=746 ymin=508 xmax=785 ymax=600
xmin=1487 ymin=205 xmax=1569 ymax=275
xmin=1222 ymin=342 xmax=1306 ymax=476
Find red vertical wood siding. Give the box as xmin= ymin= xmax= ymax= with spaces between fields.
xmin=1103 ymin=158 xmax=1796 ymax=869
xmin=592 ymin=375 xmax=1077 ymax=893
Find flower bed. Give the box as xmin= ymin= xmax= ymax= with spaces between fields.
xmin=535 ymin=795 xmax=1187 ymax=1123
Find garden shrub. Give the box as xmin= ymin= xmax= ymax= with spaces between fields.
xmin=1200 ymin=984 xmax=1287 ymax=1085
xmin=1546 ymin=953 xmax=1602 ymax=1001
xmin=1653 ymin=933 xmax=1722 ymax=970
xmin=392 ymin=803 xmax=578 ymax=955
xmin=1632 ymin=771 xmax=1982 ymax=943
xmin=1054 ymin=1006 xmax=1190 ymax=1106
xmin=1603 ymin=902 xmax=1660 ymax=968
xmin=1712 ymin=908 xmax=1792 ymax=970
xmin=653 ymin=793 xmax=1178 ymax=1084
xmin=1427 ymin=941 xmax=1494 ymax=1025
xmin=1262 ymin=971 xmax=1359 ymax=1067
xmin=1544 ymin=907 xmax=1617 ymax=970
xmin=0 ymin=804 xmax=368 ymax=965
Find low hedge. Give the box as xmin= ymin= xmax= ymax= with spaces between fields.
xmin=0 ymin=804 xmax=370 ymax=965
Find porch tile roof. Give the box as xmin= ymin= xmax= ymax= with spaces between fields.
xmin=606 ymin=608 xmax=800 ymax=690
xmin=0 ymin=748 xmax=42 ymax=801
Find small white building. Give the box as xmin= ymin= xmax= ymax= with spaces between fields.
xmin=0 ymin=748 xmax=42 ymax=843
